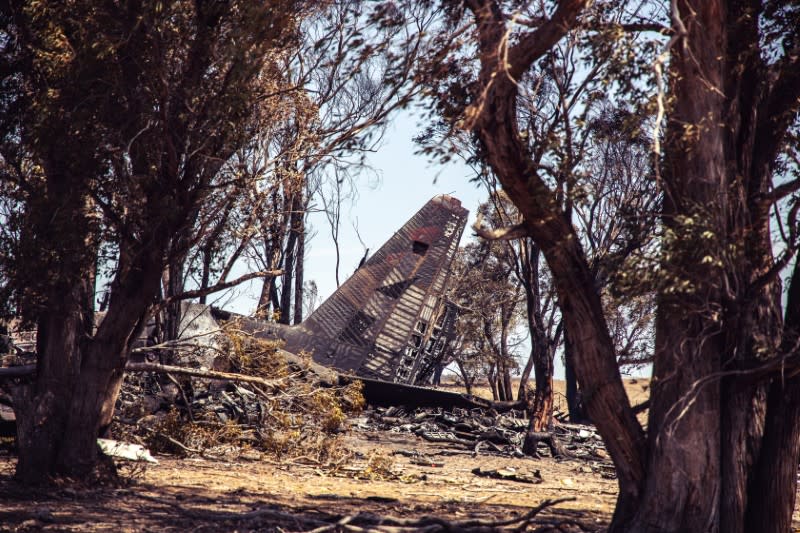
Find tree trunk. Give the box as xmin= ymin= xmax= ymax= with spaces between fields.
xmin=744 ymin=259 xmax=800 ymax=531
xmin=279 ymin=189 xmax=303 ymax=324
xmin=621 ymin=2 xmax=727 ymax=529
xmin=199 ymin=243 xmax=213 ymax=305
xmin=257 ymin=234 xmax=283 ymax=318
xmin=12 ymin=169 xmax=97 ymax=483
xmin=563 ymin=330 xmax=585 ymax=423
xmin=522 ymin=343 xmax=555 ymax=456
xmin=456 ymin=360 xmax=473 ymax=395
xmin=56 ymin=243 xmax=163 ymax=475
xmin=457 ymin=0 xmax=800 ymax=529
xmin=467 ymin=3 xmax=647 ymax=515
xmin=14 ymin=189 xmax=168 ymax=482
xmin=487 ymin=364 xmax=498 ymax=401
xmin=499 ymin=358 xmax=513 ymax=401
xmin=293 ymin=214 xmax=305 ymax=324
xmin=517 ymin=352 xmax=534 ymax=402
xmin=530 ymin=348 xmax=554 ymax=432
xmin=163 ymin=256 xmax=184 ymax=361
xmin=257 ymin=187 xmax=287 ymax=318
xmin=13 ymin=282 xmax=94 ymax=483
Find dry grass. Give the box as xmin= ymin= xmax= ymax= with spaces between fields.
xmin=115 ymin=324 xmax=365 ymax=466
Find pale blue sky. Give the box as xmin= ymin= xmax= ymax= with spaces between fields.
xmin=228 ymin=110 xmax=485 ymax=315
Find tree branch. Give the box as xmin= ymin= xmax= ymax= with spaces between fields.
xmin=161 ymin=270 xmax=282 ymax=305
xmin=508 ymin=0 xmax=592 ymax=81
xmin=471 ymin=213 xmax=528 ymax=241
xmin=755 ymin=43 xmax=800 ymax=173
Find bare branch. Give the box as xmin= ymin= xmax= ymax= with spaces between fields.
xmin=161 ymin=270 xmax=283 ymax=306
xmin=471 ymin=213 xmax=528 ymax=241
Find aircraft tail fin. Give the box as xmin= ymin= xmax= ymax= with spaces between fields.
xmin=281 ymin=195 xmax=468 ymax=385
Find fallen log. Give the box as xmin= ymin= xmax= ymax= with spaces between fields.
xmin=125 ymin=362 xmax=285 ymax=390
xmin=0 ymin=365 xmax=35 ymax=378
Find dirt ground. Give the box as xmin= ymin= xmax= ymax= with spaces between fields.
xmin=0 ymin=379 xmax=797 ymax=532
xmin=0 ymin=429 xmax=612 ymax=532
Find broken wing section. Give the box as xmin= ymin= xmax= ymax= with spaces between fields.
xmin=280 ymin=195 xmax=468 ymax=385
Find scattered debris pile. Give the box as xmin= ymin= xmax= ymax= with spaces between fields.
xmin=113 ymin=324 xmax=364 ymax=465
xmin=353 ymin=405 xmax=616 ymax=477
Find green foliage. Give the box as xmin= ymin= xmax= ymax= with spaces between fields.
xmin=0 ymin=0 xmax=310 ymax=321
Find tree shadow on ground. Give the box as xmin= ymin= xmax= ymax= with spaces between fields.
xmin=0 ymin=468 xmax=606 ymax=532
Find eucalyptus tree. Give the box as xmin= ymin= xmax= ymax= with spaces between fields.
xmin=401 ymin=0 xmax=800 ymax=530
xmin=0 ymin=0 xmax=314 ymax=483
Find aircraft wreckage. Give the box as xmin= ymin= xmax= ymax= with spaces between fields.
xmin=243 ymin=195 xmax=467 ymax=378
xmin=2 ymin=196 xmax=517 ymax=411
xmin=222 ymin=194 xmax=483 ymax=407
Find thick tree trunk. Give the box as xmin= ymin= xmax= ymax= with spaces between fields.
xmin=744 ymin=377 xmax=800 ymax=532
xmin=12 ymin=165 xmax=98 ymax=483
xmin=622 ymin=2 xmax=727 ymax=530
xmin=57 ymin=258 xmax=161 ymax=473
xmin=14 ymin=204 xmax=167 ymax=482
xmin=13 ymin=282 xmax=94 ymax=483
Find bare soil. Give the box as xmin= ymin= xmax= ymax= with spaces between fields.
xmin=0 ymin=429 xmax=611 ymax=532
xmin=0 ymin=379 xmax=797 ymax=532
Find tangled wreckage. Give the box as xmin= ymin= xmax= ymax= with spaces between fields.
xmin=152 ymin=194 xmax=482 ymax=408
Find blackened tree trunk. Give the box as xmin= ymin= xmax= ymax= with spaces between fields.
xmin=162 ymin=254 xmax=185 ymax=361
xmin=278 ymin=177 xmax=304 ymax=325
xmin=199 ymin=244 xmax=213 ymax=305
xmin=257 ymin=232 xmax=284 ymax=318
xmin=293 ymin=211 xmax=305 ymax=324
xmin=563 ymin=333 xmax=586 ymax=423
